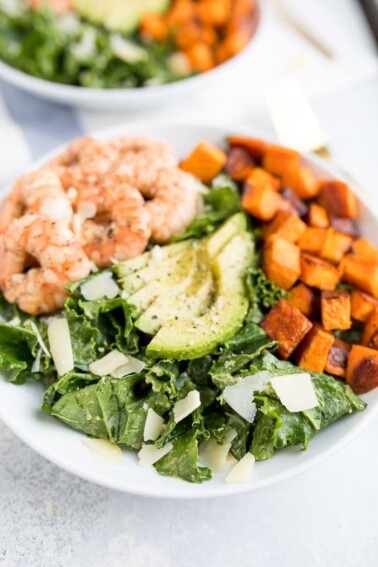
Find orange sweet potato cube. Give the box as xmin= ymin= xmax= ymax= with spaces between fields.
xmin=325 ymin=339 xmax=351 ymax=378
xmin=346 ymin=345 xmax=378 ymax=393
xmin=295 ymin=325 xmax=334 ymax=373
xmin=339 ymin=254 xmax=378 ymax=298
xmin=300 ymin=253 xmax=340 ymax=290
xmin=245 ymin=167 xmax=280 ymax=191
xmin=317 ymin=180 xmax=357 ymax=219
xmin=262 ymin=145 xmax=300 ymax=177
xmin=228 ymin=135 xmax=268 ymax=161
xmin=180 ymin=141 xmax=227 ymax=182
xmin=307 ymin=203 xmax=329 ymax=228
xmin=320 ymin=228 xmax=352 ymax=264
xmin=351 ymin=237 xmax=378 ymax=261
xmin=361 ymin=307 xmax=378 ymax=349
xmin=288 ymin=283 xmax=319 ymax=319
xmin=298 ymin=227 xmax=328 ymax=255
xmin=225 ymin=146 xmax=255 ymax=180
xmin=282 ymin=167 xmax=319 ymax=200
xmin=242 ymin=186 xmax=282 ymax=221
xmin=261 ymin=299 xmax=313 ymax=359
xmin=263 ymin=235 xmax=300 ymax=290
xmin=321 ymin=289 xmax=351 ymax=331
xmin=262 ymin=210 xmax=306 ymax=243
xmin=351 ymin=290 xmax=378 ymax=323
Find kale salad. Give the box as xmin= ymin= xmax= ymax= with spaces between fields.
xmin=0 ymin=172 xmax=366 ymax=484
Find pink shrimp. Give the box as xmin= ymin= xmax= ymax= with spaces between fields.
xmin=0 ymin=215 xmax=91 ymax=314
xmin=78 ymin=180 xmax=151 ymax=268
xmin=0 ymin=170 xmax=73 ymax=233
xmin=28 ymin=0 xmax=74 ymax=15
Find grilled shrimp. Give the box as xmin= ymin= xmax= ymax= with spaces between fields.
xmin=0 ymin=215 xmax=91 ymax=314
xmin=79 ymin=181 xmax=151 ymax=268
xmin=29 ymin=0 xmax=74 ymax=15
xmin=0 ymin=170 xmax=73 ymax=233
xmin=138 ymin=168 xmax=200 ymax=243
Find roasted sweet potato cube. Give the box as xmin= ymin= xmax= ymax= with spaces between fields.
xmin=245 ymin=167 xmax=280 ymax=191
xmin=295 ymin=325 xmax=334 ymax=373
xmin=307 ymin=203 xmax=329 ymax=228
xmin=225 ymin=146 xmax=255 ymax=180
xmin=180 ymin=142 xmax=227 ymax=182
xmin=228 ymin=135 xmax=268 ymax=161
xmin=318 ymin=180 xmax=357 ymax=219
xmin=346 ymin=345 xmax=378 ymax=393
xmin=281 ymin=167 xmax=319 ymax=200
xmin=280 ymin=188 xmax=308 ymax=217
xmin=325 ymin=339 xmax=351 ymax=378
xmin=321 ymin=290 xmax=351 ymax=331
xmin=351 ymin=237 xmax=378 ymax=261
xmin=361 ymin=307 xmax=378 ymax=349
xmin=351 ymin=290 xmax=378 ymax=323
xmin=261 ymin=299 xmax=313 ymax=359
xmin=262 ymin=210 xmax=306 ymax=243
xmin=263 ymin=235 xmax=300 ymax=290
xmin=329 ymin=215 xmax=360 ymax=237
xmin=288 ymin=283 xmax=319 ymax=319
xmin=262 ymin=145 xmax=300 ymax=177
xmin=298 ymin=227 xmax=328 ymax=255
xmin=320 ymin=228 xmax=352 ymax=264
xmin=300 ymin=253 xmax=340 ymax=290
xmin=242 ymin=185 xmax=282 ymax=221
xmin=339 ymin=254 xmax=378 ymax=298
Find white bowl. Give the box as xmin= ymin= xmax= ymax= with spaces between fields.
xmin=0 ymin=7 xmax=261 ymax=110
xmin=0 ymin=122 xmax=377 ymax=499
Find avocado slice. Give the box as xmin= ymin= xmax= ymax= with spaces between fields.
xmin=146 ymin=232 xmax=254 ymax=360
xmin=205 ymin=212 xmax=247 ymax=259
xmin=75 ymin=0 xmax=169 ymax=33
xmin=135 ymin=247 xmax=214 ymax=335
xmin=127 ymin=248 xmax=197 ymax=317
xmin=114 ymin=241 xmax=193 ymax=279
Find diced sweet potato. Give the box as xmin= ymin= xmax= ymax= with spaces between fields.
xmin=281 ymin=167 xmax=319 ymax=200
xmin=320 ymin=228 xmax=352 ymax=264
xmin=361 ymin=307 xmax=378 ymax=349
xmin=321 ymin=290 xmax=351 ymax=331
xmin=339 ymin=254 xmax=378 ymax=298
xmin=262 ymin=210 xmax=306 ymax=243
xmin=324 ymin=339 xmax=351 ymax=378
xmin=280 ymin=188 xmax=308 ymax=217
xmin=288 ymin=283 xmax=319 ymax=319
xmin=262 ymin=145 xmax=300 ymax=177
xmin=351 ymin=290 xmax=378 ymax=323
xmin=242 ymin=185 xmax=282 ymax=221
xmin=295 ymin=325 xmax=334 ymax=373
xmin=329 ymin=215 xmax=360 ymax=237
xmin=245 ymin=167 xmax=280 ymax=191
xmin=263 ymin=235 xmax=300 ymax=290
xmin=225 ymin=146 xmax=255 ymax=180
xmin=298 ymin=227 xmax=328 ymax=255
xmin=346 ymin=345 xmax=378 ymax=393
xmin=307 ymin=203 xmax=329 ymax=228
xmin=318 ymin=180 xmax=358 ymax=219
xmin=196 ymin=0 xmax=231 ymax=27
xmin=180 ymin=141 xmax=226 ymax=182
xmin=186 ymin=42 xmax=215 ymax=72
xmin=140 ymin=13 xmax=168 ymax=42
xmin=351 ymin=237 xmax=378 ymax=261
xmin=228 ymin=135 xmax=268 ymax=162
xmin=300 ymin=253 xmax=340 ymax=290
xmin=261 ymin=299 xmax=313 ymax=359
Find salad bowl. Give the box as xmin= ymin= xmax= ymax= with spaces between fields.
xmin=0 ymin=122 xmax=377 ymax=499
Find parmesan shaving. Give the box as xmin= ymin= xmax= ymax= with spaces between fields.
xmin=84 ymin=438 xmax=123 ymax=465
xmin=81 ymin=271 xmax=119 ymax=301
xmin=89 ymin=350 xmax=129 ymax=377
xmin=31 ymin=348 xmax=42 ymax=373
xmin=110 ymin=356 xmax=145 ymax=378
xmin=270 ymin=373 xmax=319 ymax=412
xmin=144 ymin=408 xmax=165 ymax=442
xmin=138 ymin=443 xmax=173 ymax=467
xmin=28 ymin=320 xmax=51 ymax=357
xmin=173 ymin=390 xmax=201 ymax=423
xmin=222 ymin=372 xmax=271 ymax=423
xmin=200 ymin=429 xmax=237 ymax=472
xmin=47 ymin=318 xmax=74 ymax=376
xmin=225 ymin=453 xmax=255 ymax=484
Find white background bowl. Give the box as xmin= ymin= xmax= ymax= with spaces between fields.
xmin=0 ymin=6 xmax=262 ymax=110
xmin=0 ymin=122 xmax=377 ymax=499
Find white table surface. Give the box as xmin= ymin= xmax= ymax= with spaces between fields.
xmin=1 ymin=1 xmax=378 ymax=565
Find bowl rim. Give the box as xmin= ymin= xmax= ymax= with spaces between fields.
xmin=0 ymin=2 xmax=261 ymax=102
xmin=0 ymin=120 xmax=377 ymax=499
